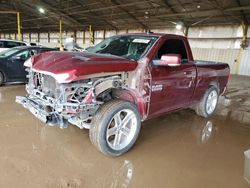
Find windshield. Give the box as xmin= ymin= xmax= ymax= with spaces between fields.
xmin=0 ymin=48 xmax=20 ymax=57
xmin=87 ymin=35 xmax=158 ymax=60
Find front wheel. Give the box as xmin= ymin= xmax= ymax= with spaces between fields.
xmin=89 ymin=100 xmax=141 ymax=157
xmin=195 ymin=86 xmax=219 ymax=118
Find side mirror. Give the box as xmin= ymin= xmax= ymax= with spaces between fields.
xmin=153 ymin=54 xmax=181 ymax=67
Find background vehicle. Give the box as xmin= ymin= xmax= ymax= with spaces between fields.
xmin=16 ymin=33 xmax=230 ymax=157
xmin=0 ymin=46 xmax=55 ymax=85
xmin=64 ymin=41 xmax=85 ymax=52
xmin=0 ymin=39 xmax=36 ymax=52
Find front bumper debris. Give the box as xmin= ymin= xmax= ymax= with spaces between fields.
xmin=16 ymin=96 xmax=68 ymax=129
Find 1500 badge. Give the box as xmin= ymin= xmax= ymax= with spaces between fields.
xmin=152 ymin=84 xmax=163 ymax=91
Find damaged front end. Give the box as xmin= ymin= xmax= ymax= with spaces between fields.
xmin=16 ymin=69 xmax=122 ymax=129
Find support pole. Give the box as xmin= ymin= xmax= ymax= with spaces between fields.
xmin=59 ymin=16 xmax=63 ymax=51
xmin=17 ymin=12 xmax=21 ymax=41
xmin=241 ymin=22 xmax=248 ymax=49
xmin=184 ymin=26 xmax=189 ymax=37
xmin=234 ymin=21 xmax=248 ymax=74
xmin=83 ymin=30 xmax=85 ymax=44
xmin=89 ymin=25 xmax=94 ymax=45
xmin=103 ymin=29 xmax=106 ymax=39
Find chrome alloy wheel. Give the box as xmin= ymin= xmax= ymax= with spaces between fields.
xmin=206 ymin=90 xmax=218 ymax=114
xmin=106 ymin=109 xmax=138 ymax=150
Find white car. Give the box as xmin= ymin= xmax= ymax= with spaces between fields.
xmin=0 ymin=39 xmax=36 ymax=52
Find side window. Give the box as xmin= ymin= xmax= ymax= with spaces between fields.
xmin=155 ymin=39 xmax=188 ymax=64
xmin=0 ymin=41 xmax=4 ymax=48
xmin=6 ymin=41 xmax=20 ymax=48
xmin=13 ymin=50 xmax=32 ymax=60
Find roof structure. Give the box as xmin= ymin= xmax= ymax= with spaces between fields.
xmin=0 ymin=0 xmax=250 ymax=32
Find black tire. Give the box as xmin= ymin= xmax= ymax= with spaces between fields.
xmin=89 ymin=100 xmax=141 ymax=157
xmin=0 ymin=72 xmax=4 ymax=86
xmin=195 ymin=86 xmax=219 ymax=118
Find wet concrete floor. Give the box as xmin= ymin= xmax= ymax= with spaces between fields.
xmin=0 ymin=75 xmax=250 ymax=188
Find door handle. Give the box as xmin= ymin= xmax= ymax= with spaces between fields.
xmin=184 ymin=71 xmax=193 ymax=75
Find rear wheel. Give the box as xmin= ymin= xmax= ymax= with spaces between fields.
xmin=195 ymin=86 xmax=219 ymax=118
xmin=89 ymin=100 xmax=141 ymax=157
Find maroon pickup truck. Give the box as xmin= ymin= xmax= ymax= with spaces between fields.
xmin=16 ymin=33 xmax=230 ymax=156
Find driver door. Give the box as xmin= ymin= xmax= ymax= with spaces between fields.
xmin=148 ymin=38 xmax=196 ymax=118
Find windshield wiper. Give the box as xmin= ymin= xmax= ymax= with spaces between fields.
xmin=101 ymin=53 xmax=122 ymax=58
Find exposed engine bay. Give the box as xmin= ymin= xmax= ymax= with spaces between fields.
xmin=16 ymin=68 xmax=124 ymax=129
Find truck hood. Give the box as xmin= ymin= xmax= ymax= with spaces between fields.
xmin=31 ymin=51 xmax=138 ymax=83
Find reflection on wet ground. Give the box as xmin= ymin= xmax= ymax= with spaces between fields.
xmin=0 ymin=76 xmax=249 ymax=188
xmin=217 ymin=75 xmax=250 ymax=125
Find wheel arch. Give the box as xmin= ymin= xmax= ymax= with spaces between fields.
xmin=208 ymin=80 xmax=220 ymax=93
xmin=0 ymin=69 xmax=6 ymax=83
xmin=110 ymin=88 xmax=146 ymax=119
